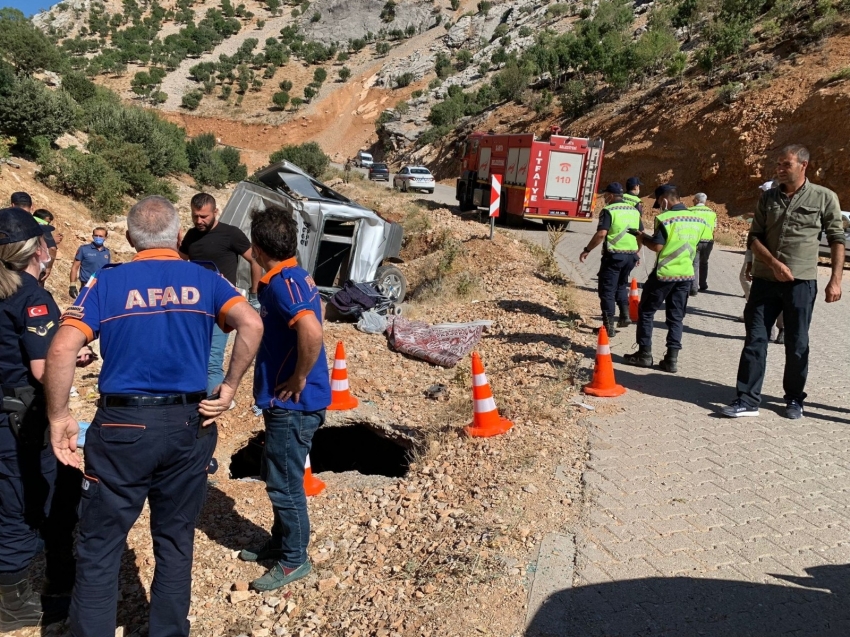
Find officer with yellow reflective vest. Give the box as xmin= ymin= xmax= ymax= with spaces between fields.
xmin=623 ymin=185 xmax=711 ymax=373
xmin=688 ymin=192 xmax=717 ymax=295
xmin=580 ymin=183 xmax=643 ymax=336
xmin=623 ymin=177 xmax=644 ymax=216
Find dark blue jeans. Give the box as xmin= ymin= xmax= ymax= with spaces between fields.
xmin=735 ymin=278 xmax=817 ymax=407
xmin=261 ymin=408 xmax=324 ymax=568
xmin=70 ymin=403 xmax=216 ymax=637
xmin=635 ymin=274 xmax=692 ymax=351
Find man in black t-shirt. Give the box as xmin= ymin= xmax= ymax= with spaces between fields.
xmin=180 ymin=192 xmax=262 ymax=395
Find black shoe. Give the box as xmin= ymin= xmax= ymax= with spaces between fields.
xmin=785 ymin=400 xmax=803 ymax=420
xmin=617 ymin=315 xmax=632 ymax=328
xmin=689 ymin=289 xmax=698 ymax=297
xmin=0 ymin=573 xmax=43 ymax=631
xmin=720 ymin=399 xmax=759 ymax=418
xmin=775 ymin=328 xmax=785 ymax=345
xmin=623 ymin=349 xmax=653 ymax=367
xmin=658 ymin=350 xmax=678 ymax=373
xmin=699 ymin=286 xmax=708 ymax=291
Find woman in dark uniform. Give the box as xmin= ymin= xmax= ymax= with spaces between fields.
xmin=0 ymin=207 xmax=93 ymax=630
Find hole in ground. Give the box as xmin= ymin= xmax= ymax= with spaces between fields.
xmin=229 ymin=425 xmax=410 ymax=480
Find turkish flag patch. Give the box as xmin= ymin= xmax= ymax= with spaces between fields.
xmin=27 ymin=305 xmax=49 ymax=318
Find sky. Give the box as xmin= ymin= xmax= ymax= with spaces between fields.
xmin=1 ymin=0 xmax=53 ymax=17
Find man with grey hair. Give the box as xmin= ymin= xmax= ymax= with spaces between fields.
xmin=45 ymin=195 xmax=264 ymax=636
xmin=689 ymin=192 xmax=716 ymax=294
xmin=722 ymin=144 xmax=845 ymax=420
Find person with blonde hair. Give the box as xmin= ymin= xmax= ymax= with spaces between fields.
xmin=0 ymin=207 xmax=94 ymax=630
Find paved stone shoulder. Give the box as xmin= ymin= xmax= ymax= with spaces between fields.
xmin=523 ymin=223 xmax=850 ymax=636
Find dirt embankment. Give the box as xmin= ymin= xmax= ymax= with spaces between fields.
xmin=7 ymin=172 xmax=603 ymax=637
xmin=437 ymin=31 xmax=850 ymax=220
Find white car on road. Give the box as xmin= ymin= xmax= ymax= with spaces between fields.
xmin=393 ymin=166 xmax=436 ymax=194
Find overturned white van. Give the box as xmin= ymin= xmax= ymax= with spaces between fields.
xmin=219 ymin=160 xmax=407 ymax=302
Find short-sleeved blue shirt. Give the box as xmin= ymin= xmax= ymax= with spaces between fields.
xmin=74 ymin=243 xmax=111 ymax=284
xmin=61 ymin=249 xmax=245 ymax=395
xmin=253 ymin=257 xmax=330 ymax=412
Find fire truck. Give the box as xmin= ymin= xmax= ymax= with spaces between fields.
xmin=455 ymin=129 xmax=604 ymax=226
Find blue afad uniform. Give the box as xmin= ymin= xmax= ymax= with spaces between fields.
xmin=0 ymin=271 xmax=81 ymax=627
xmin=253 ymin=257 xmax=330 ymax=574
xmin=60 ymin=248 xmax=245 ymax=637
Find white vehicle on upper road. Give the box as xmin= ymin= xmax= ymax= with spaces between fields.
xmin=393 ymin=166 xmax=436 ymax=194
xmin=355 ymin=151 xmax=373 ymax=168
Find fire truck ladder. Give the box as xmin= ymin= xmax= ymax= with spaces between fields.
xmin=579 ymin=139 xmax=604 ymax=213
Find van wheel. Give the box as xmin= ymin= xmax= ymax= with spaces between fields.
xmin=375 ymin=265 xmax=407 ymax=303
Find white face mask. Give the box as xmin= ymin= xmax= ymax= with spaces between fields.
xmin=38 ymin=244 xmax=51 ymax=273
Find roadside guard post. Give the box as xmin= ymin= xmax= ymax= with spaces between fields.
xmin=489 ymin=174 xmax=502 ymax=240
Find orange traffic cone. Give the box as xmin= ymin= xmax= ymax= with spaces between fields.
xmin=582 ymin=326 xmax=626 ymax=398
xmin=304 ymin=454 xmax=325 ymax=497
xmin=328 ymin=341 xmax=358 ymax=411
xmin=464 ymin=352 xmax=514 ymax=437
xmin=628 ymin=278 xmax=640 ymax=322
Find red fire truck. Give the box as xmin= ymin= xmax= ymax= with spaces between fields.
xmin=455 ymin=130 xmax=604 ymax=226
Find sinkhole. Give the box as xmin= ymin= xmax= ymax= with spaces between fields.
xmin=229 ymin=424 xmax=411 ymax=480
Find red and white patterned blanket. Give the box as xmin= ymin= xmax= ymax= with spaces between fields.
xmin=386 ymin=317 xmax=490 ymax=368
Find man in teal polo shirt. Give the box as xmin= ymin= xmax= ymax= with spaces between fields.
xmin=239 ymin=205 xmax=331 ymax=592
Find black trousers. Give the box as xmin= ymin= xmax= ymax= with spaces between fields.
xmin=692 ymin=240 xmax=714 ymax=292
xmin=635 ymin=273 xmax=692 ymax=351
xmin=597 ymin=253 xmax=638 ymax=318
xmin=71 ymin=403 xmax=216 ymax=637
xmin=0 ymin=417 xmax=80 ymax=578
xmin=735 ymin=278 xmax=817 ymax=407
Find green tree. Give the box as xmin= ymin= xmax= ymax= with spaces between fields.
xmin=492 ymin=60 xmax=529 ymax=102
xmin=304 ymin=84 xmax=317 ymax=100
xmin=455 ymin=49 xmax=473 ymax=70
xmin=290 ymin=96 xmax=303 ymax=110
xmin=61 ymin=71 xmax=97 ymax=103
xmin=181 ymin=89 xmax=203 ymax=109
xmin=375 ymin=41 xmax=391 ymax=56
xmin=279 ymin=79 xmax=293 ymax=91
xmin=380 ymin=0 xmax=396 ymax=22
xmin=0 ymin=76 xmax=77 ymax=149
xmin=272 ymin=90 xmax=290 ymax=109
xmin=435 ymin=51 xmax=452 ymax=78
xmin=338 ymin=66 xmax=351 ymax=81
xmin=395 ymin=72 xmax=414 ymax=88
xmin=0 ymin=8 xmax=65 ymax=75
xmin=313 ymin=67 xmax=327 ymax=84
xmin=269 ymin=141 xmax=329 ymax=176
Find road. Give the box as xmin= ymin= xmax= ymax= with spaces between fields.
xmin=332 ymin=164 xmax=457 ymax=205
xmin=522 ymin=225 xmax=850 ymax=636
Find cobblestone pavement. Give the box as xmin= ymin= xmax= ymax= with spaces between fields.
xmin=519 ymin=222 xmax=850 ymax=636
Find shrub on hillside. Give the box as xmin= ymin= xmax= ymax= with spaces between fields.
xmin=269 ymin=141 xmax=329 ymax=177
xmin=187 ymin=133 xmax=247 ymax=186
xmin=272 ymin=90 xmax=290 ymax=109
xmin=0 ymin=76 xmax=78 ymax=151
xmin=82 ymin=100 xmax=189 ymax=176
xmin=181 ymin=90 xmax=203 ymax=110
xmin=338 ymin=66 xmax=351 ymax=81
xmin=395 ymin=72 xmax=414 ymax=88
xmin=0 ymin=8 xmax=65 ymax=75
xmin=61 ymin=71 xmax=97 ymax=104
xmin=37 ymin=146 xmax=128 ymax=219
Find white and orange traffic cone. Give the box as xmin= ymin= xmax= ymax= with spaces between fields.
xmin=464 ymin=352 xmax=513 ymax=438
xmin=628 ymin=278 xmax=640 ymax=323
xmin=328 ymin=341 xmax=358 ymax=411
xmin=582 ymin=326 xmax=626 ymax=398
xmin=303 ymin=454 xmax=325 ymax=497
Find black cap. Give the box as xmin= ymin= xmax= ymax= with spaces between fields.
xmin=601 ymin=182 xmax=623 ymax=195
xmin=0 ymin=207 xmax=55 ymax=246
xmin=653 ymin=184 xmax=678 ymax=209
xmin=626 ymin=177 xmax=642 ymax=190
xmin=10 ymin=192 xmax=32 ymax=208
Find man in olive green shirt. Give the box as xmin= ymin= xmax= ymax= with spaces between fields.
xmin=722 ymin=144 xmax=845 ymax=420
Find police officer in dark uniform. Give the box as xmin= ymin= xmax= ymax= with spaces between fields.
xmin=0 ymin=207 xmax=92 ymax=630
xmin=44 ymin=196 xmax=264 ymax=637
xmin=580 ymin=183 xmax=643 ymax=336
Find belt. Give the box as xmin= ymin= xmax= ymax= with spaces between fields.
xmin=97 ymin=392 xmax=207 ymax=408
